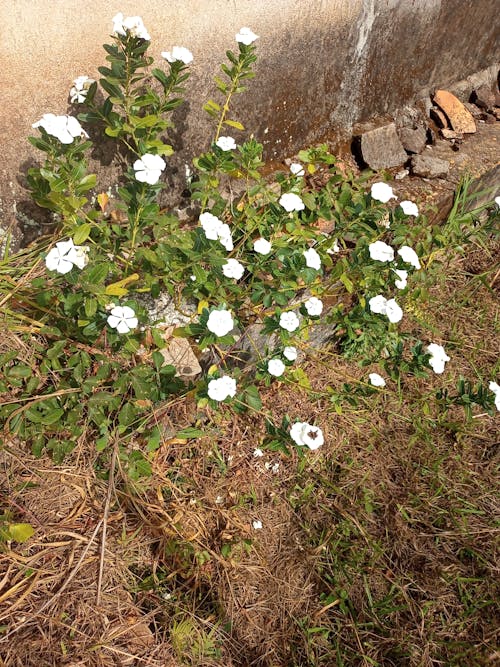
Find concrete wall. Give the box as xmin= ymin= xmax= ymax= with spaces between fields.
xmin=0 ymin=0 xmax=498 ymax=224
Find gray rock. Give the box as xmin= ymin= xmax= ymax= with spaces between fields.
xmin=411 ymin=154 xmax=450 ymax=179
xmin=473 ymin=84 xmax=500 ymax=112
xmin=358 ymin=122 xmax=408 ymax=170
xmin=398 ymin=125 xmax=427 ymax=154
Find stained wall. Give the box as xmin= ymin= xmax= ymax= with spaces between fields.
xmin=0 ymin=0 xmax=498 ymax=220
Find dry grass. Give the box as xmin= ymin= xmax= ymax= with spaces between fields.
xmin=1 ymin=235 xmax=499 ymax=665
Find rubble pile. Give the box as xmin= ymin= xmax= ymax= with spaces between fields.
xmin=352 ymin=77 xmax=499 ymax=179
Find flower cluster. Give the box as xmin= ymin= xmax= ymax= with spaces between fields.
xmin=371 ymin=182 xmax=420 ymax=220
xmin=112 ymin=12 xmax=150 ymax=40
xmin=161 ymin=46 xmax=193 ymax=64
xmin=32 ymin=114 xmax=88 ymax=144
xmin=368 ymin=295 xmax=403 ymax=323
xmin=45 ymin=239 xmax=89 ymax=274
xmin=199 ymin=212 xmax=233 ymax=251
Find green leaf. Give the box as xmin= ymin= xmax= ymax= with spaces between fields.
xmin=7 ymin=365 xmax=32 ymax=379
xmin=41 ymin=408 xmax=65 ymax=425
xmin=224 ymin=119 xmax=244 ymax=130
xmin=130 ymin=114 xmax=159 ymax=128
xmin=175 ymin=427 xmax=204 ymax=439
xmin=73 ymin=223 xmax=92 ymax=245
xmin=104 ymin=126 xmax=122 ymax=138
xmin=75 ymin=174 xmax=97 ymax=195
xmin=340 ymin=272 xmax=354 ymax=293
xmin=7 ymin=523 xmax=35 ymax=543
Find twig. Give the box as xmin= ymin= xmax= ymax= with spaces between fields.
xmin=96 ymin=443 xmax=118 ymax=605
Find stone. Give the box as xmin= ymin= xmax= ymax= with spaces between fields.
xmin=430 ymin=107 xmax=449 ymax=128
xmin=411 ymin=154 xmax=450 ymax=179
xmin=398 ymin=125 xmax=427 ymax=154
xmin=395 ymin=169 xmax=409 ymax=180
xmin=433 ymin=89 xmax=476 ymax=134
xmin=472 ymin=84 xmax=500 ymax=111
xmin=441 ymin=128 xmax=463 ymax=140
xmin=358 ymin=122 xmax=408 ymax=169
xmin=464 ymin=102 xmax=486 ymax=119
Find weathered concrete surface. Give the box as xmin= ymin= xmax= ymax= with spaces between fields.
xmin=0 ymin=0 xmax=499 ymax=226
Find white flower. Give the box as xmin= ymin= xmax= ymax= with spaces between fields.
xmin=371 ymin=182 xmax=396 ymax=203
xmin=107 ymin=305 xmax=138 ymax=334
xmin=290 ymin=422 xmax=324 ymax=450
xmin=495 ymin=196 xmax=500 ymax=208
xmin=393 ymin=268 xmax=408 ymax=290
xmin=32 ymin=114 xmax=88 ymax=144
xmin=199 ymin=213 xmax=233 ymax=250
xmin=45 ymin=239 xmax=88 ymax=274
xmin=71 ymin=244 xmax=90 ymax=270
xmin=217 ymin=223 xmax=234 ymax=251
xmin=426 ymin=343 xmax=450 ymax=374
xmin=290 ymin=162 xmax=305 ymax=176
xmin=279 ymin=192 xmax=305 ymax=212
xmin=222 ymin=258 xmax=244 ymax=280
xmin=303 ymin=247 xmax=321 ymax=270
xmin=207 ymin=375 xmax=237 ymax=401
xmin=368 ymin=295 xmax=403 ymax=323
xmin=215 ymin=136 xmax=236 ymax=151
xmin=268 ymin=359 xmax=285 ymax=377
xmin=133 ymin=153 xmax=166 ymax=185
xmin=369 ymin=240 xmax=395 ymax=263
xmin=279 ymin=311 xmax=300 ymax=332
xmin=190 ymin=275 xmax=196 ymax=281
xmin=369 ymin=373 xmax=386 ymax=387
xmin=253 ymin=448 xmax=264 ymax=458
xmin=385 ymin=298 xmax=403 ymax=323
xmin=398 ymin=245 xmax=421 ymax=269
xmin=236 ymin=27 xmax=259 ymax=45
xmin=488 ymin=381 xmax=500 ymax=411
xmin=112 ymin=13 xmax=150 ymax=40
xmin=200 ymin=212 xmax=223 ymax=240
xmin=283 ymin=346 xmax=297 ymax=361
xmin=69 ymin=75 xmax=95 ymax=104
xmin=161 ymin=46 xmax=193 ymax=64
xmin=252 ymin=519 xmax=263 ymax=530
xmin=369 ymin=295 xmax=387 ymax=314
xmin=327 ymin=240 xmax=340 ymax=254
xmin=304 ymin=297 xmax=323 ymax=317
xmin=253 ymin=237 xmax=271 ymax=255
xmin=207 ymin=309 xmax=234 ymax=337
xmin=400 ymin=200 xmax=419 ymax=217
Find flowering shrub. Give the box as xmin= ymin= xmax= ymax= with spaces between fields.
xmin=2 ymin=14 xmax=498 ymax=469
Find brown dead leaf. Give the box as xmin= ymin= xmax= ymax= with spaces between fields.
xmin=160 ymin=336 xmax=202 ymax=380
